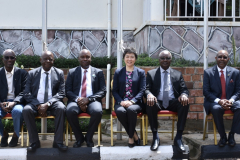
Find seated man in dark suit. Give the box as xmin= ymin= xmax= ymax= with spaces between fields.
xmin=23 ymin=51 xmax=67 ymax=152
xmin=0 ymin=49 xmax=27 ymax=147
xmin=203 ymin=50 xmax=240 ymax=147
xmin=66 ymin=49 xmax=106 ymax=147
xmin=145 ymin=50 xmax=189 ymax=152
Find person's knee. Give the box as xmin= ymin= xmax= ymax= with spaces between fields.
xmin=126 ymin=106 xmax=137 ymax=114
xmin=66 ymin=103 xmax=78 ymax=117
xmin=56 ymin=103 xmax=66 ymax=113
xmin=12 ymin=105 xmax=23 ymax=115
xmin=91 ymin=109 xmax=102 ymax=117
xmin=22 ymin=105 xmax=32 ymax=115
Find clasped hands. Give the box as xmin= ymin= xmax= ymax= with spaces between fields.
xmin=147 ymin=94 xmax=189 ymax=106
xmin=120 ymin=100 xmax=133 ymax=108
xmin=37 ymin=103 xmax=48 ymax=117
xmin=218 ymin=99 xmax=233 ymax=110
xmin=77 ymin=97 xmax=89 ymax=112
xmin=0 ymin=102 xmax=16 ymax=112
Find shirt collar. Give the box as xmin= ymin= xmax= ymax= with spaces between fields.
xmin=160 ymin=66 xmax=170 ymax=73
xmin=81 ymin=66 xmax=91 ymax=73
xmin=217 ymin=65 xmax=227 ymax=73
xmin=4 ymin=67 xmax=14 ymax=75
xmin=41 ymin=67 xmax=52 ymax=75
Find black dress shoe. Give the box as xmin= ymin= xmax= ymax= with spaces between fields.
xmin=53 ymin=142 xmax=68 ymax=151
xmin=150 ymin=138 xmax=160 ymax=151
xmin=9 ymin=136 xmax=19 ymax=147
xmin=134 ymin=131 xmax=141 ymax=146
xmin=174 ymin=139 xmax=186 ymax=152
xmin=0 ymin=134 xmax=9 ymax=147
xmin=27 ymin=141 xmax=40 ymax=152
xmin=86 ymin=142 xmax=94 ymax=147
xmin=228 ymin=133 xmax=236 ymax=147
xmin=218 ymin=135 xmax=227 ymax=147
xmin=73 ymin=140 xmax=84 ymax=148
xmin=128 ymin=142 xmax=135 ymax=148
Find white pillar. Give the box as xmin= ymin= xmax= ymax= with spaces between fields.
xmin=41 ymin=0 xmax=47 ymax=140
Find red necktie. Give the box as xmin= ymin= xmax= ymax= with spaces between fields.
xmin=81 ymin=70 xmax=87 ymax=97
xmin=220 ymin=70 xmax=226 ymax=99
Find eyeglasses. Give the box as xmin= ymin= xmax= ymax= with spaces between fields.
xmin=160 ymin=57 xmax=171 ymax=60
xmin=217 ymin=56 xmax=228 ymax=59
xmin=4 ymin=56 xmax=15 ymax=60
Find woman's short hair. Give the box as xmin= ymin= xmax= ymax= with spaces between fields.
xmin=123 ymin=47 xmax=138 ymax=59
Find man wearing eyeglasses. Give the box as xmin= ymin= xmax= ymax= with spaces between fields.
xmin=203 ymin=50 xmax=240 ymax=147
xmin=0 ymin=49 xmax=27 ymax=147
xmin=145 ymin=50 xmax=189 ymax=152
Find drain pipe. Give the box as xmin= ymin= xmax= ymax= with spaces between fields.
xmin=105 ymin=0 xmax=112 ymax=110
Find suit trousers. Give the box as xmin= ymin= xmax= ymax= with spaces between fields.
xmin=66 ymin=101 xmax=102 ymax=142
xmin=22 ymin=101 xmax=66 ymax=144
xmin=146 ymin=99 xmax=189 ymax=133
xmin=114 ymin=104 xmax=142 ymax=138
xmin=209 ymin=100 xmax=240 ymax=137
xmin=0 ymin=100 xmax=23 ymax=137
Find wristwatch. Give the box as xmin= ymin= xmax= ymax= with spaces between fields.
xmin=88 ymin=97 xmax=96 ymax=102
xmin=47 ymin=102 xmax=51 ymax=106
xmin=130 ymin=100 xmax=135 ymax=104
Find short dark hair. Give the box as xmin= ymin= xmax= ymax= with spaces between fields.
xmin=123 ymin=47 xmax=138 ymax=59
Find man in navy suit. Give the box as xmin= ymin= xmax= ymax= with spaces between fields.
xmin=23 ymin=51 xmax=67 ymax=151
xmin=203 ymin=50 xmax=240 ymax=147
xmin=65 ymin=49 xmax=106 ymax=147
xmin=0 ymin=49 xmax=27 ymax=147
xmin=145 ymin=50 xmax=189 ymax=152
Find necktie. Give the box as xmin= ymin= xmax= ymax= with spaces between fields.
xmin=220 ymin=70 xmax=226 ymax=99
xmin=162 ymin=70 xmax=169 ymax=108
xmin=81 ymin=70 xmax=87 ymax=97
xmin=44 ymin=72 xmax=49 ymax=103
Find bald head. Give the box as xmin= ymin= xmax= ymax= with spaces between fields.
xmin=159 ymin=50 xmax=172 ymax=59
xmin=217 ymin=50 xmax=229 ymax=57
xmin=41 ymin=50 xmax=54 ymax=58
xmin=3 ymin=49 xmax=15 ymax=56
xmin=79 ymin=49 xmax=91 ymax=58
xmin=40 ymin=50 xmax=54 ymax=71
xmin=215 ymin=50 xmax=229 ymax=69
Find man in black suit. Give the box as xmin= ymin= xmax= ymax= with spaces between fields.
xmin=23 ymin=51 xmax=67 ymax=151
xmin=0 ymin=49 xmax=27 ymax=147
xmin=203 ymin=50 xmax=240 ymax=147
xmin=66 ymin=49 xmax=106 ymax=147
xmin=145 ymin=50 xmax=189 ymax=152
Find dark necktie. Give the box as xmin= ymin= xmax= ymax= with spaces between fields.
xmin=81 ymin=70 xmax=87 ymax=97
xmin=44 ymin=72 xmax=49 ymax=103
xmin=162 ymin=70 xmax=169 ymax=108
xmin=220 ymin=70 xmax=226 ymax=99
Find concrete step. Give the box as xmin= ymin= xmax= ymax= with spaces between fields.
xmin=0 ymin=148 xmax=27 ymax=160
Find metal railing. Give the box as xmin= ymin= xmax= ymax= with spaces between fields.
xmin=165 ymin=0 xmax=240 ymax=21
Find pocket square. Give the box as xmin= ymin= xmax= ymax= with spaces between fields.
xmin=230 ymin=79 xmax=234 ymax=83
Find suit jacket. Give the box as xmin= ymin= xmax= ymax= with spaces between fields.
xmin=65 ymin=66 xmax=106 ymax=103
xmin=23 ymin=67 xmax=65 ymax=107
xmin=203 ymin=65 xmax=240 ymax=114
xmin=112 ymin=66 xmax=146 ymax=104
xmin=0 ymin=67 xmax=28 ymax=104
xmin=145 ymin=67 xmax=189 ymax=99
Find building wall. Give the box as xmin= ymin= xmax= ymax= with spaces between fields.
xmin=0 ymin=0 xmax=143 ymax=30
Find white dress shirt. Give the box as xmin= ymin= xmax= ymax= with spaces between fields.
xmin=37 ymin=68 xmax=52 ymax=103
xmin=5 ymin=67 xmax=15 ymax=100
xmin=78 ymin=66 xmax=93 ymax=98
xmin=214 ymin=66 xmax=234 ymax=103
xmin=157 ymin=67 xmax=175 ymax=101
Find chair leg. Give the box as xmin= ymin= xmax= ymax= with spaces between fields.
xmin=140 ymin=118 xmax=143 ymax=140
xmin=70 ymin=125 xmax=72 ymax=141
xmin=213 ymin=119 xmax=217 ymax=145
xmin=171 ymin=116 xmax=175 ymax=140
xmin=142 ymin=116 xmax=145 ymax=146
xmin=110 ymin=115 xmax=113 ymax=146
xmin=100 ymin=123 xmax=102 ymax=141
xmin=98 ymin=122 xmax=101 ymax=146
xmin=203 ymin=115 xmax=208 ymax=140
xmin=21 ymin=125 xmax=24 ymax=147
xmin=145 ymin=115 xmax=148 ymax=145
xmin=66 ymin=120 xmax=68 ymax=146
xmin=27 ymin=130 xmax=29 ymax=146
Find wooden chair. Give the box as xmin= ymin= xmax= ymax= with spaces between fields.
xmin=65 ymin=113 xmax=102 ymax=146
xmin=145 ymin=110 xmax=178 ymax=144
xmin=26 ymin=115 xmax=57 ymax=146
xmin=1 ymin=113 xmax=24 ymax=146
xmin=203 ymin=110 xmax=234 ymax=145
xmin=110 ymin=80 xmax=145 ymax=146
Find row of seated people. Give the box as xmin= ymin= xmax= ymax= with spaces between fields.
xmin=0 ymin=48 xmax=239 ymax=153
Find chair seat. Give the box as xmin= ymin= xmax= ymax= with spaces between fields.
xmin=111 ymin=111 xmax=143 ymax=117
xmin=208 ymin=110 xmax=233 ymax=115
xmin=4 ymin=113 xmax=12 ymax=118
xmin=158 ymin=110 xmax=177 ymax=115
xmin=78 ymin=113 xmax=91 ymax=117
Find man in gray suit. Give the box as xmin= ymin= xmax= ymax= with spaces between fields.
xmin=0 ymin=49 xmax=27 ymax=147
xmin=66 ymin=49 xmax=106 ymax=147
xmin=203 ymin=50 xmax=240 ymax=147
xmin=23 ymin=51 xmax=67 ymax=151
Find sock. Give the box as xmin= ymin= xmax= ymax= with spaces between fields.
xmin=153 ymin=131 xmax=159 ymax=140
xmin=175 ymin=130 xmax=183 ymax=140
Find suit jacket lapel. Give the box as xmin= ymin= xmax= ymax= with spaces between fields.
xmin=225 ymin=66 xmax=232 ymax=95
xmin=154 ymin=67 xmax=161 ymax=94
xmin=0 ymin=68 xmax=7 ymax=90
xmin=132 ymin=66 xmax=137 ymax=91
xmin=213 ymin=65 xmax=221 ymax=89
xmin=13 ymin=67 xmax=19 ymax=89
xmin=91 ymin=66 xmax=96 ymax=93
xmin=34 ymin=67 xmax=41 ymax=95
xmin=50 ymin=67 xmax=56 ymax=90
